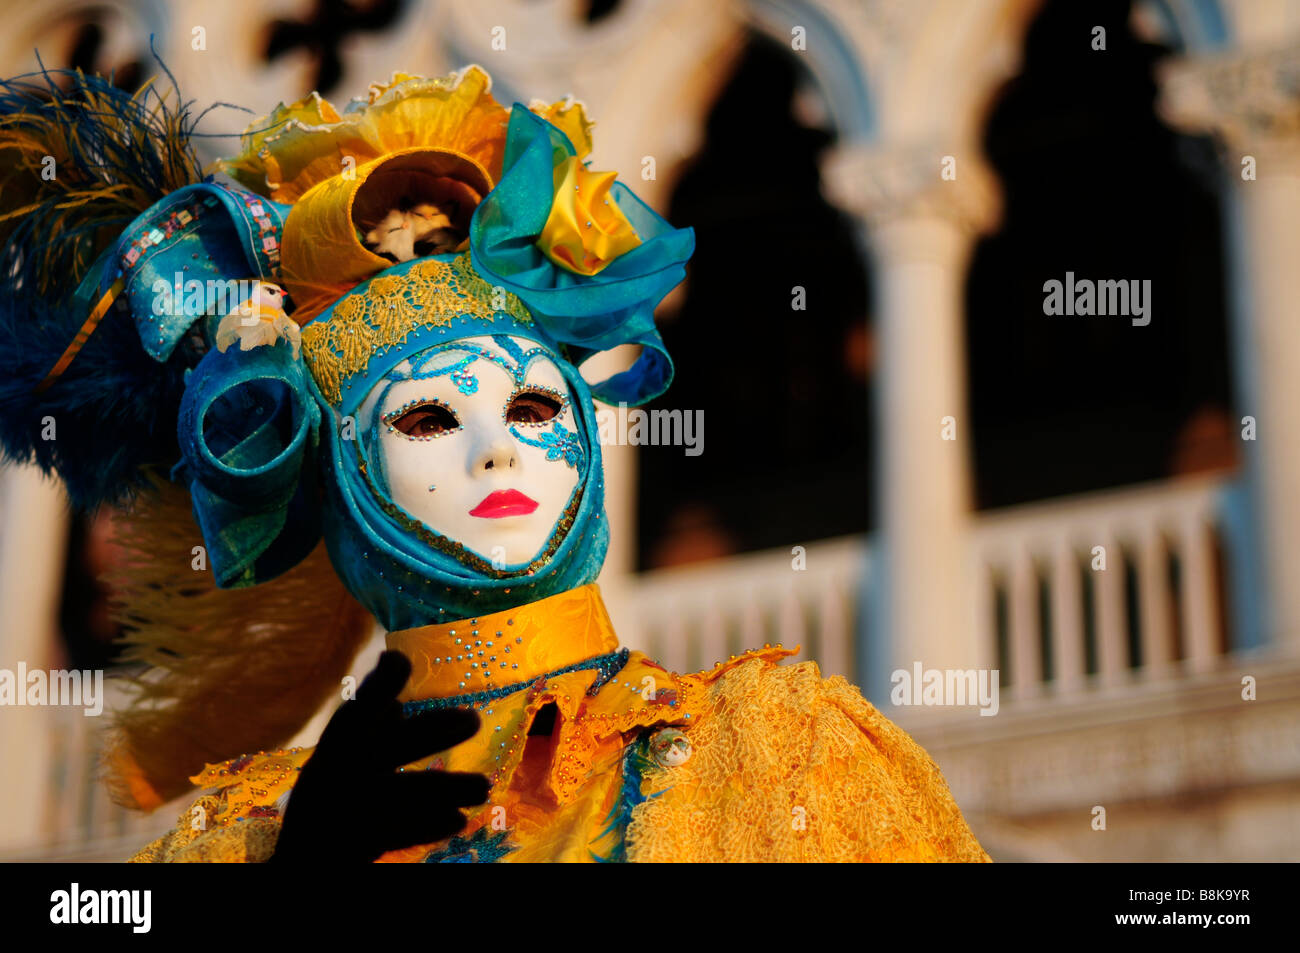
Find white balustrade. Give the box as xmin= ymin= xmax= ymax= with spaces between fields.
xmin=625 ymin=536 xmax=868 ymax=681
xmin=626 ymin=474 xmax=1236 ymax=702
xmin=970 ymin=473 xmax=1231 ymax=698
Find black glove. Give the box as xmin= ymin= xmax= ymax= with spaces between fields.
xmin=269 ymin=650 xmax=490 ymax=863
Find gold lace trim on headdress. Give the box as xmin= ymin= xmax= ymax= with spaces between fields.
xmin=300 ymin=251 xmax=532 ymax=405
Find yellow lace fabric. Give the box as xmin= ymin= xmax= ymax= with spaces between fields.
xmin=128 ymin=793 xmax=283 ymax=863
xmin=627 ymin=652 xmax=990 ymax=862
xmin=300 ymin=252 xmax=532 ymax=405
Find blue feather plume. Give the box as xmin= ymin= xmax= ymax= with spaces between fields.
xmin=0 ymin=62 xmax=205 ymax=508
xmin=0 ymin=290 xmax=191 ymax=508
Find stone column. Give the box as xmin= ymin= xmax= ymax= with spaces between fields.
xmin=1160 ymin=43 xmax=1300 ymax=653
xmin=0 ymin=464 xmax=69 ymax=851
xmin=825 ymin=145 xmax=1000 ymax=692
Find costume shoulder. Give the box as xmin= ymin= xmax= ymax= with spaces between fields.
xmin=128 ymin=748 xmax=309 ymax=863
xmin=625 ymin=647 xmax=991 ymax=863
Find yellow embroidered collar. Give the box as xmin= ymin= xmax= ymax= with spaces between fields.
xmin=387 ymin=582 xmax=621 ymax=702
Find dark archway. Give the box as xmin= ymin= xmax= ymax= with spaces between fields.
xmin=968 ymin=0 xmax=1234 ymax=509
xmin=638 ymin=31 xmax=872 ymax=570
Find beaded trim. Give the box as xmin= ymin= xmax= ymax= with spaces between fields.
xmin=302 ymin=252 xmax=534 ymax=405
xmin=506 ymin=384 xmax=569 ymax=428
xmin=120 ymin=195 xmax=214 ymax=272
xmin=402 ymin=648 xmax=630 ymax=714
xmin=382 ymin=396 xmax=462 ymax=441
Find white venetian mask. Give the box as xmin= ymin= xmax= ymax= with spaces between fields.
xmin=359 ymin=335 xmax=584 ymax=568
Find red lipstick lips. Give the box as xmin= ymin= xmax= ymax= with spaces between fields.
xmin=470 ymin=488 xmax=539 ymax=518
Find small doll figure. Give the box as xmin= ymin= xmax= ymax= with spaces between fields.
xmin=647 ymin=728 xmax=692 ymax=768
xmin=0 ymin=65 xmax=989 ymax=863
xmin=214 ymin=282 xmax=299 ymax=358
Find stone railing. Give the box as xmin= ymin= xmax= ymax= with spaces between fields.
xmin=621 ymin=473 xmax=1240 ymax=699
xmin=615 ymin=535 xmax=867 ymax=681
xmin=970 ymin=473 xmax=1235 ymax=700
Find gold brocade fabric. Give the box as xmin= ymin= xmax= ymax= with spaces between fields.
xmin=299 ymin=252 xmax=533 ymax=405
xmin=626 ymin=653 xmax=991 ymax=862
xmin=128 ymin=584 xmax=991 ymax=863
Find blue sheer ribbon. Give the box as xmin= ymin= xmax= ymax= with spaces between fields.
xmin=470 ymin=105 xmax=693 ymax=406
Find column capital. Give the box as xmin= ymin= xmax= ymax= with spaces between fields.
xmin=823 ymin=140 xmax=1002 ymax=238
xmin=1159 ymin=41 xmax=1300 ymax=158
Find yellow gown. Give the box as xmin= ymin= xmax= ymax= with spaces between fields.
xmin=129 ymin=584 xmax=991 ymax=863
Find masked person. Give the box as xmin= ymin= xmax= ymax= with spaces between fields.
xmin=0 ymin=65 xmax=990 ymax=863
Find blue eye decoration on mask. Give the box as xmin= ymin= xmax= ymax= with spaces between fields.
xmin=411 ymin=352 xmax=479 ymax=394
xmin=399 ymin=339 xmax=554 ymax=388
xmin=510 ymin=420 xmax=584 ymax=469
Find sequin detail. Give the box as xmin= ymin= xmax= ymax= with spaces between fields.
xmin=510 ymin=419 xmax=584 ymax=468
xmin=450 ymin=366 xmax=478 ymax=394
xmin=423 ymin=827 xmax=515 ymax=863
xmin=381 ymin=396 xmax=461 ymax=440
xmin=402 ymin=649 xmax=629 ymax=715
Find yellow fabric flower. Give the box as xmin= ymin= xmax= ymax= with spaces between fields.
xmin=539 ymin=157 xmax=641 ymax=275
xmin=222 ymin=69 xmax=601 ymax=206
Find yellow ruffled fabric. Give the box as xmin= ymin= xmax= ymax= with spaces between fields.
xmin=532 ymin=99 xmax=594 ymax=162
xmin=128 ymin=749 xmax=309 ymax=861
xmin=222 ymin=68 xmax=509 ymax=204
xmin=219 ymin=67 xmax=602 ymax=321
xmin=278 ymin=148 xmax=492 ymax=321
xmin=127 ymin=792 xmax=283 ymax=863
xmin=129 ymin=585 xmax=989 ymax=863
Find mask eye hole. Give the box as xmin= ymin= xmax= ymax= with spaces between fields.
xmin=506 ymin=388 xmax=564 ymax=426
xmin=385 ymin=400 xmax=461 ymax=438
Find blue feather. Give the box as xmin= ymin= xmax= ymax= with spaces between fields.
xmin=590 ymin=732 xmax=666 ymax=863
xmin=0 ymin=60 xmax=204 ymax=301
xmin=0 ymin=59 xmax=204 ymax=509
xmin=0 ymin=281 xmax=191 ymax=509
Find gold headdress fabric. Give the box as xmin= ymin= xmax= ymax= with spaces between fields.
xmin=221 ymin=67 xmax=593 ymax=321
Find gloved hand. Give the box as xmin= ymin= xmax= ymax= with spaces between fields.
xmin=269 ymin=650 xmax=489 ymax=863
